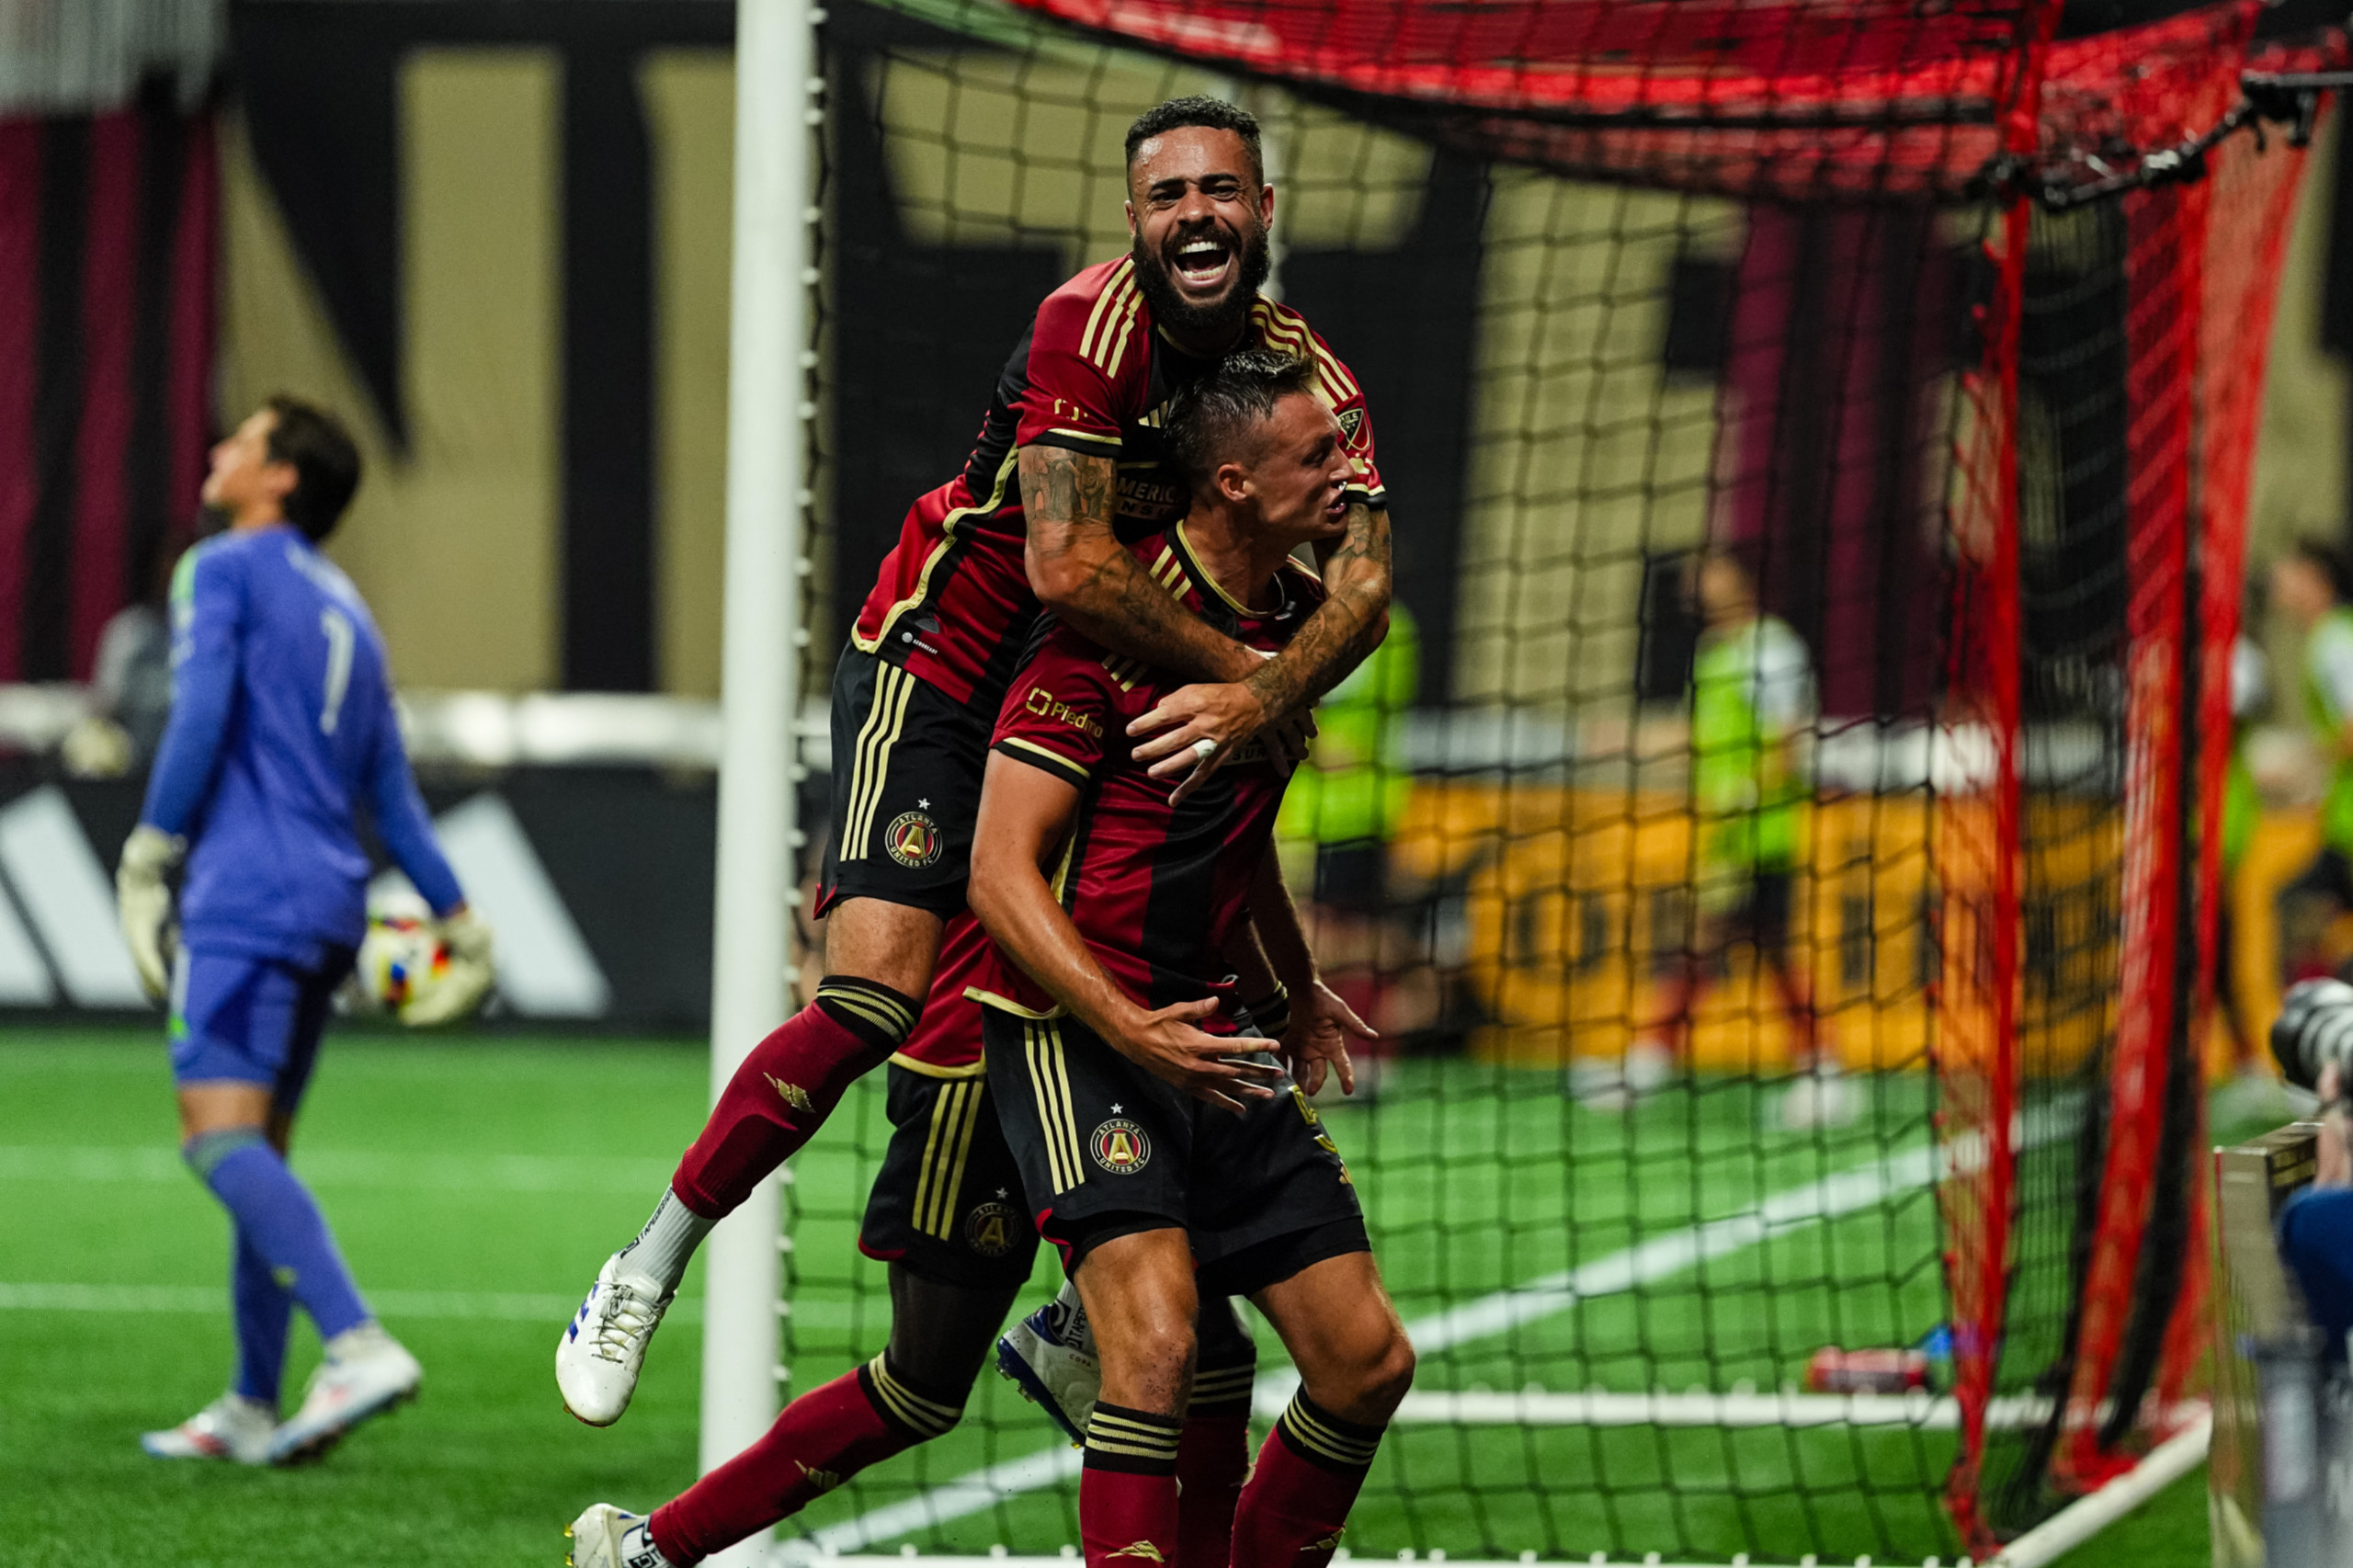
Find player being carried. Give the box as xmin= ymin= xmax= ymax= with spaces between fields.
xmin=970 ymin=347 xmax=1412 ymax=1568
xmin=120 ymin=397 xmax=494 ymax=1467
xmin=554 ymin=94 xmax=1392 ymax=1448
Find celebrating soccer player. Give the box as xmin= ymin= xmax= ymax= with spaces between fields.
xmin=122 ymin=397 xmax=494 ymax=1467
xmin=964 ymin=348 xmax=1414 ymax=1568
xmin=555 ymin=95 xmax=1392 ymax=1436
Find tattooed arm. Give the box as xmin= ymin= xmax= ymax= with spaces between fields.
xmin=1128 ymin=499 xmax=1394 ymax=799
xmin=1021 ymin=442 xmax=1265 ymax=679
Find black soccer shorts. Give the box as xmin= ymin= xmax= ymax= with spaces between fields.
xmin=817 ymin=646 xmax=995 ymax=918
xmin=982 ymin=1007 xmax=1367 ymax=1299
xmin=858 ymin=1062 xmax=1040 ymax=1290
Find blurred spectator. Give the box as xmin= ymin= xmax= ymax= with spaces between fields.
xmin=1274 ymin=597 xmax=1422 ymax=1092
xmin=2216 ymin=634 xmax=2297 ymax=1123
xmin=61 ymin=549 xmax=178 ymax=778
xmin=2268 ymin=540 xmax=2353 ymax=983
xmin=1586 ymin=545 xmax=1845 ymax=1127
xmin=2279 ymin=1063 xmax=2353 ymax=1358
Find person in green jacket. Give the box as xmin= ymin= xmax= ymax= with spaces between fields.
xmin=1586 ymin=545 xmax=1846 ymax=1128
xmin=2271 ymin=540 xmax=2353 ymax=984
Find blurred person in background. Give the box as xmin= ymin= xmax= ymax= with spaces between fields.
xmin=119 ymin=396 xmax=493 ymax=1467
xmin=2216 ymin=632 xmax=2295 ymax=1123
xmin=1584 ymin=545 xmax=1843 ymax=1128
xmin=1275 ymin=597 xmax=1421 ymax=1095
xmin=61 ymin=548 xmax=176 ymax=777
xmin=2269 ymin=539 xmax=2353 ymax=984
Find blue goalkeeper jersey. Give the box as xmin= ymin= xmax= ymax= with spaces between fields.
xmin=139 ymin=522 xmax=464 ymax=967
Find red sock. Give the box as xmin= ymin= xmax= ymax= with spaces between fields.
xmin=1082 ymin=1402 xmax=1183 ymax=1568
xmin=1231 ymin=1392 xmax=1386 ymax=1568
xmin=1175 ymin=1352 xmax=1256 ymax=1568
xmin=650 ymin=1353 xmax=963 ymax=1565
xmin=671 ymin=977 xmax=915 ymax=1217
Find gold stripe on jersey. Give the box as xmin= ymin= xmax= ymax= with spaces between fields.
xmin=1173 ymin=521 xmax=1252 ymax=615
xmin=913 ymin=1078 xmax=984 ymax=1239
xmin=1078 ymin=258 xmax=1136 ymax=364
xmin=1099 ymin=286 xmax=1147 ymax=379
xmin=998 ymin=735 xmax=1090 ymax=784
xmin=866 ymin=1353 xmax=963 ymax=1438
xmin=1048 ymin=824 xmax=1081 ymax=903
xmin=1251 ymin=299 xmax=1358 ymax=405
xmin=1099 ymin=653 xmax=1147 ymax=692
xmin=1149 ymin=545 xmax=1186 ymax=596
xmin=888 ymin=1051 xmax=988 ymax=1080
xmin=1024 ymin=1018 xmax=1086 ymax=1194
xmin=844 ymin=664 xmax=917 ymax=859
xmin=1044 ymin=426 xmax=1122 ymax=449
xmin=850 ymin=446 xmax=1021 ymax=658
xmin=965 ymin=985 xmax=1065 ymax=1020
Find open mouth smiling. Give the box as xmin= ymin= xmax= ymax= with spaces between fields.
xmin=1168 ymin=230 xmax=1235 ymax=294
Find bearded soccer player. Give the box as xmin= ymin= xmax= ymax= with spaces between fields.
xmin=966 ymin=349 xmax=1413 ymax=1568
xmin=555 ymin=95 xmax=1392 ymax=1431
xmin=121 ymin=398 xmax=494 ymax=1466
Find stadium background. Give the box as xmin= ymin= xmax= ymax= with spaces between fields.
xmin=6 ymin=1 xmax=2353 ymax=1564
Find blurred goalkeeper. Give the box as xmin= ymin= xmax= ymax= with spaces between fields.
xmin=119 ymin=396 xmax=493 ymax=1468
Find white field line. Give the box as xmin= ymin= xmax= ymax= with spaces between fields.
xmin=0 ymin=1142 xmax=680 ymax=1194
xmin=0 ymin=1279 xmax=710 ymax=1324
xmin=780 ymin=1142 xmax=1940 ymax=1561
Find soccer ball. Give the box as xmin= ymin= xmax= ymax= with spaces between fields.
xmin=348 ymin=891 xmax=450 ymax=1016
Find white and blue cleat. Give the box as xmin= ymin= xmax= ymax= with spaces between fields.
xmin=265 ymin=1323 xmax=422 ymax=1465
xmin=995 ymin=1283 xmax=1101 ymax=1445
xmin=141 ymin=1392 xmax=277 ymax=1465
xmin=565 ymin=1503 xmax=675 ymax=1568
xmin=557 ymin=1253 xmax=672 ymax=1426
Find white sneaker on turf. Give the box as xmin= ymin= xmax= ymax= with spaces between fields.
xmin=566 ymin=1504 xmax=674 ymax=1568
xmin=141 ymin=1392 xmax=276 ymax=1464
xmin=995 ymin=1283 xmax=1099 ymax=1444
xmin=1779 ymin=1061 xmax=1860 ymax=1131
xmin=266 ymin=1322 xmax=422 ymax=1465
xmin=558 ymin=1253 xmax=672 ymax=1426
xmin=1574 ymin=1039 xmax=1676 ymax=1113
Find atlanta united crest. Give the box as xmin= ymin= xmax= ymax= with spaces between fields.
xmin=883 ymin=810 xmax=944 ymax=869
xmin=964 ymin=1199 xmax=1017 ymax=1257
xmin=1090 ymin=1117 xmax=1152 ymax=1175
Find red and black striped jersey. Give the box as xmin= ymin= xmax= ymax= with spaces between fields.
xmin=850 ymin=257 xmax=1382 ymax=709
xmin=892 ymin=909 xmax=990 ymax=1075
xmin=969 ymin=525 xmax=1326 ymax=1028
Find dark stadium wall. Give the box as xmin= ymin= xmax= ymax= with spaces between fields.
xmin=0 ymin=90 xmax=216 ymax=685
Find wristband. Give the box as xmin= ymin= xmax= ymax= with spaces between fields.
xmin=1242 ymin=983 xmax=1292 ymax=1040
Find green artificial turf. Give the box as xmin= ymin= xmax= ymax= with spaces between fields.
xmin=0 ymin=1028 xmax=2217 ymax=1567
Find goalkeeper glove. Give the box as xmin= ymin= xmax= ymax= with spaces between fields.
xmin=116 ymin=824 xmax=185 ymax=1003
xmin=401 ymin=906 xmax=495 ymax=1028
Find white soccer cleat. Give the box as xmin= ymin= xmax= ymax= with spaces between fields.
xmin=995 ymin=1283 xmax=1100 ymax=1444
xmin=1779 ymin=1060 xmax=1861 ymax=1131
xmin=558 ymin=1253 xmax=672 ymax=1426
xmin=1574 ymin=1039 xmax=1676 ymax=1113
xmin=565 ymin=1503 xmax=674 ymax=1568
xmin=266 ymin=1323 xmax=422 ymax=1465
xmin=141 ymin=1392 xmax=276 ymax=1465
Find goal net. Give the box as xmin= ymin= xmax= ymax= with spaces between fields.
xmin=768 ymin=1 xmax=2338 ymax=1560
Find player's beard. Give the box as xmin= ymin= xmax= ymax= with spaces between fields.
xmin=1131 ymin=219 xmax=1271 ymax=343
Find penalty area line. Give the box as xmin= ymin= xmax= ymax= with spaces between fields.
xmin=778 ymin=1141 xmax=1938 ymax=1561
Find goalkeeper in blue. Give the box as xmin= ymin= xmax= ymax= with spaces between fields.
xmin=118 ymin=395 xmax=494 ymax=1467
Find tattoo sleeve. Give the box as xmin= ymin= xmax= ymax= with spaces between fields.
xmin=1019 ymin=445 xmax=1256 ymax=682
xmin=1247 ymin=502 xmax=1393 ymax=719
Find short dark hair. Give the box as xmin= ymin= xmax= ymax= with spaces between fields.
xmin=1125 ymin=96 xmax=1264 ymax=188
xmin=2293 ymin=536 xmax=2353 ymax=602
xmin=1163 ymin=348 xmax=1319 ymax=493
xmin=264 ymin=394 xmax=362 ymax=542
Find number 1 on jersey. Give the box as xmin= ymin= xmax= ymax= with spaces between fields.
xmin=320 ymin=608 xmax=355 ymax=735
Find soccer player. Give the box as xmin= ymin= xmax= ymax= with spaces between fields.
xmin=1588 ymin=545 xmax=1844 ymax=1128
xmin=2272 ymin=540 xmax=2353 ymax=983
xmin=556 ymin=95 xmax=1392 ymax=1427
xmin=968 ymin=349 xmax=1414 ymax=1568
xmin=121 ymin=396 xmax=493 ymax=1466
xmin=564 ymin=914 xmax=1269 ymax=1568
